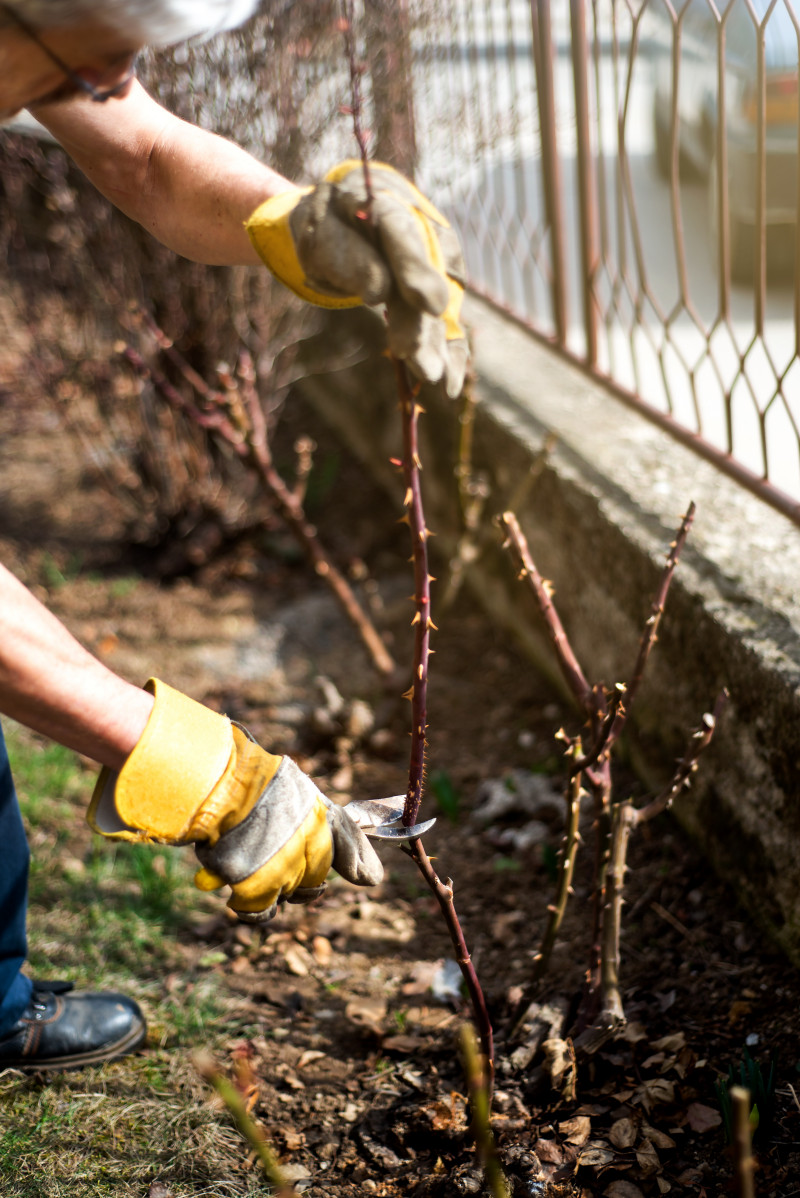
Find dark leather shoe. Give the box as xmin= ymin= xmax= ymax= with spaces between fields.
xmin=0 ymin=987 xmax=146 ymax=1072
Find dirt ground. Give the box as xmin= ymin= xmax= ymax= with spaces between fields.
xmin=2 ymin=385 xmax=800 ymax=1198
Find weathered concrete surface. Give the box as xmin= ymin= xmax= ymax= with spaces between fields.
xmin=294 ymin=297 xmax=800 ymax=961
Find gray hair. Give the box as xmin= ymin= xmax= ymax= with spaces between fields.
xmin=0 ymin=0 xmax=260 ymax=44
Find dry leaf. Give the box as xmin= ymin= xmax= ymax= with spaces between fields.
xmin=535 ymin=1138 xmax=564 ymax=1165
xmin=604 ymin=1183 xmax=645 ymax=1198
xmin=635 ymin=1138 xmax=660 ymax=1176
xmin=559 ymin=1115 xmax=592 ymax=1146
xmin=656 ymin=1178 xmax=672 ymax=1193
xmin=284 ymin=943 xmax=313 ymax=977
xmin=620 ymin=1022 xmax=648 ymax=1044
xmin=642 ymin=1123 xmax=676 ymax=1150
xmin=609 ymin=1117 xmax=638 ymax=1149
xmin=345 ymin=996 xmax=387 ymax=1035
xmin=686 ymin=1102 xmax=722 ymax=1133
xmin=312 ymin=935 xmax=333 ymax=966
xmin=383 ymin=1034 xmax=427 ymax=1053
xmin=297 ymin=1050 xmax=325 ymax=1069
xmin=229 ymin=955 xmax=250 ymax=974
xmin=650 ymin=1032 xmax=686 ymax=1053
xmin=633 ymin=1077 xmax=675 ymax=1112
xmin=578 ymin=1142 xmax=615 ymax=1167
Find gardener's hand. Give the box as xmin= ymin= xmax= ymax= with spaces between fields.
xmin=246 ymin=160 xmax=468 ymax=398
xmin=87 ymin=678 xmax=383 ymax=922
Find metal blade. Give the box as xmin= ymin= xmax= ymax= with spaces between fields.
xmin=344 ymin=796 xmax=406 ymax=829
xmin=366 ymin=816 xmax=436 ymax=841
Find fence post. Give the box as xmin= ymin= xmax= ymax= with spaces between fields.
xmin=530 ymin=0 xmax=569 ymax=346
xmin=364 ymin=0 xmax=417 ymax=177
xmin=569 ymin=0 xmax=599 ymax=367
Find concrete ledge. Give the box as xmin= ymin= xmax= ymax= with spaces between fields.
xmin=295 ymin=297 xmax=800 ymax=961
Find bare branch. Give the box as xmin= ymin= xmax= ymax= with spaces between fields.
xmin=498 ymin=511 xmax=593 ymax=714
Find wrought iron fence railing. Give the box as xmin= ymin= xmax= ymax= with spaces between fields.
xmin=410 ymin=0 xmax=800 ymax=523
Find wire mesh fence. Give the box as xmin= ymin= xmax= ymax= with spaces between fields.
xmin=410 ymin=0 xmax=800 ymax=521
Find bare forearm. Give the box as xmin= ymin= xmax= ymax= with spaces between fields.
xmin=0 ymin=564 xmax=153 ymax=770
xmin=31 ymin=80 xmax=296 ymax=265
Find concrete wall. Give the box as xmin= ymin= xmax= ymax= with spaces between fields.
xmin=294 ymin=297 xmax=800 ymax=962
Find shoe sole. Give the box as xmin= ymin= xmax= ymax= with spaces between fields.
xmin=1 ymin=1018 xmax=147 ymax=1074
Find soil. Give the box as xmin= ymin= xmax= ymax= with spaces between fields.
xmin=2 ymin=386 xmax=800 ymax=1198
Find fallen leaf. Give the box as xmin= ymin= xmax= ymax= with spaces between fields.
xmin=676 ymin=1166 xmax=704 ymax=1184
xmin=686 ymin=1102 xmax=722 ymax=1133
xmin=656 ymin=1178 xmax=672 ymax=1193
xmin=635 ymin=1138 xmax=660 ymax=1176
xmin=297 ymin=1050 xmax=326 ymax=1069
xmin=345 ymin=996 xmax=387 ymax=1035
xmin=727 ymin=1000 xmax=753 ymax=1024
xmin=535 ymin=1138 xmax=564 ymax=1164
xmin=383 ymin=1034 xmax=427 ymax=1053
xmin=604 ymin=1183 xmax=645 ymax=1198
xmin=609 ymin=1116 xmax=638 ymax=1149
xmin=229 ymin=955 xmax=250 ymax=974
xmin=312 ymin=935 xmax=333 ymax=966
xmin=650 ymin=1032 xmax=686 ymax=1052
xmin=620 ymin=1021 xmax=648 ymax=1044
xmin=559 ymin=1115 xmax=592 ymax=1146
xmin=641 ymin=1123 xmax=676 ymax=1150
xmin=578 ymin=1142 xmax=615 ymax=1167
xmin=633 ymin=1077 xmax=675 ymax=1112
xmin=284 ymin=943 xmax=313 ymax=977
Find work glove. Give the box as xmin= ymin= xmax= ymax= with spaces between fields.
xmin=246 ymin=160 xmax=468 ymax=397
xmin=87 ymin=678 xmax=383 ymax=923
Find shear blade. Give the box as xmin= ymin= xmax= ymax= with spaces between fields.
xmin=344 ymin=796 xmax=406 ymax=829
xmin=367 ymin=816 xmax=437 ymax=841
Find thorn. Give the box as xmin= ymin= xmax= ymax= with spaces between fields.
xmin=417 ymin=664 xmax=424 ymax=679
xmin=418 ymin=529 xmax=427 ymax=542
xmin=413 ymin=452 xmax=422 ymax=469
xmin=403 ymin=487 xmax=413 ymax=507
xmin=397 ymin=513 xmax=411 ymax=526
xmin=412 ymin=403 xmax=426 ymax=416
xmin=543 ymin=579 xmax=555 ymax=598
xmin=426 ymin=618 xmax=438 ymax=630
xmin=402 ymin=686 xmax=415 ymax=701
xmin=428 ymin=574 xmax=437 ymax=583
xmin=411 ymin=611 xmax=421 ymax=625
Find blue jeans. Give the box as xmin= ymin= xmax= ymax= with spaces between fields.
xmin=0 ymin=721 xmax=33 ymax=1033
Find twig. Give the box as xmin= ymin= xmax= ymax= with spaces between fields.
xmin=603 ymin=502 xmax=696 ymax=755
xmin=498 ymin=511 xmax=593 ymax=715
xmin=440 ymin=374 xmax=490 ymax=612
xmin=339 ymin=0 xmax=373 ymax=200
xmin=731 ymin=1085 xmax=756 ymax=1198
xmin=121 ymin=338 xmax=396 ymax=678
xmin=460 ymin=1024 xmax=511 ymax=1198
xmin=509 ymin=739 xmax=585 ymax=1036
xmin=634 ymin=689 xmax=728 ymax=825
xmin=193 ymin=1052 xmax=295 ymax=1196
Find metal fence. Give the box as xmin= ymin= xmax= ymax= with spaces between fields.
xmin=409 ymin=0 xmax=800 ymax=523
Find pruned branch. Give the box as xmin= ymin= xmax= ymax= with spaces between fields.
xmin=634 ymin=688 xmax=728 ymax=826
xmin=498 ymin=510 xmax=593 ymax=715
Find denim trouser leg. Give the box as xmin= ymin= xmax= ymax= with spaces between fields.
xmin=0 ymin=720 xmax=33 ymax=1033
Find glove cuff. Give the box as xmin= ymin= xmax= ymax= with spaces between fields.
xmin=87 ymin=678 xmax=234 ymax=843
xmin=246 ymin=188 xmax=361 ymax=310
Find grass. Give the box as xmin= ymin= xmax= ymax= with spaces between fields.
xmin=0 ymin=721 xmax=277 ymax=1197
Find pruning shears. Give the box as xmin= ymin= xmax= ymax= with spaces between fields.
xmin=344 ymin=796 xmax=435 ymax=841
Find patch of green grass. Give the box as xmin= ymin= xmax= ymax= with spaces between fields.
xmin=429 ymin=769 xmax=460 ymax=824
xmin=0 ymin=721 xmax=278 ymax=1196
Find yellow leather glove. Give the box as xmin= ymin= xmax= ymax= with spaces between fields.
xmin=246 ymin=160 xmax=468 ymax=397
xmin=87 ymin=679 xmax=383 ymax=923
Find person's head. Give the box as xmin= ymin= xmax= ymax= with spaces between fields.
xmin=0 ymin=0 xmax=258 ymax=117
